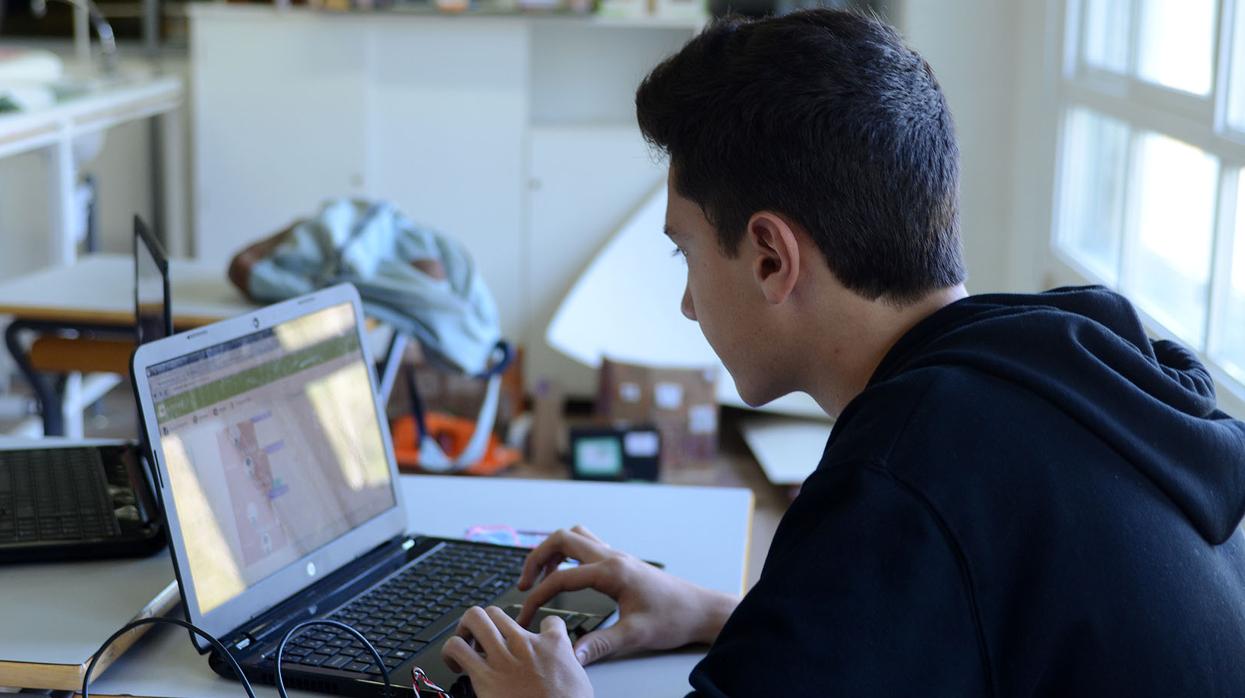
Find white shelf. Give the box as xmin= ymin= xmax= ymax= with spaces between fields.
xmin=0 ymin=69 xmax=184 ymax=266
xmin=0 ymin=73 xmax=180 ymax=160
xmin=187 ymin=2 xmax=704 ymax=29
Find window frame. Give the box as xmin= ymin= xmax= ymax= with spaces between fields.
xmin=1046 ymin=0 xmax=1245 ymax=416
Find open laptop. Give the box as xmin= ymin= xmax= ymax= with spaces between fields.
xmin=130 ymin=283 xmax=615 ymax=696
xmin=0 ymin=216 xmax=170 ymax=563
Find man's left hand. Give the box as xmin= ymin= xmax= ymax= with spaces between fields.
xmin=441 ymin=606 xmax=593 ymax=698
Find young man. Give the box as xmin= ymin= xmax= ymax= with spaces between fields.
xmin=440 ymin=9 xmax=1245 ymax=697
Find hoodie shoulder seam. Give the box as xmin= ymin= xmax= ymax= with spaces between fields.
xmin=860 ymin=460 xmax=998 ymax=697
xmin=873 ymin=369 xmax=942 ymax=468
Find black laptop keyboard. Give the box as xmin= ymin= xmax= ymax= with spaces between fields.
xmin=275 ymin=542 xmax=529 ymax=675
xmin=0 ymin=448 xmax=122 ymax=543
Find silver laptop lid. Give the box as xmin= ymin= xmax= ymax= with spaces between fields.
xmin=131 ymin=284 xmax=408 ymax=651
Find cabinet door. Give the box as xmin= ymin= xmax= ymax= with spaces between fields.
xmin=363 ymin=19 xmax=529 ymax=339
xmin=524 ymin=125 xmax=666 ymax=396
xmin=192 ymin=12 xmax=369 ymax=264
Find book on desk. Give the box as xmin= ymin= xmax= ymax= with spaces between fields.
xmin=0 ymin=554 xmax=177 ymax=691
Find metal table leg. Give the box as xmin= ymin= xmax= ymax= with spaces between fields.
xmin=4 ymin=318 xmax=134 ymax=437
xmin=5 ymin=320 xmax=65 ymax=437
xmin=377 ymin=332 xmax=408 ymax=405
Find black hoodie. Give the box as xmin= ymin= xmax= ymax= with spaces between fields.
xmin=689 ymin=286 xmax=1245 ymax=697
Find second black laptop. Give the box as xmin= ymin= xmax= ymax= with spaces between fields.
xmin=0 ymin=216 xmax=171 ymax=564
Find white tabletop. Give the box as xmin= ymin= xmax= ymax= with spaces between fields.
xmin=0 ymin=554 xmax=175 ymax=666
xmin=74 ymin=474 xmax=752 ymax=698
xmin=0 ymin=254 xmax=253 ymax=327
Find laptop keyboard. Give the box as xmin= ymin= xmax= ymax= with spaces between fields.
xmin=0 ymin=448 xmax=122 ymax=543
xmin=276 ymin=542 xmax=529 ymax=675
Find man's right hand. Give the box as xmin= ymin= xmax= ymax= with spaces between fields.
xmin=515 ymin=525 xmax=739 ymax=666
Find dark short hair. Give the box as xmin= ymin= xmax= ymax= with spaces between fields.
xmin=636 ymin=9 xmax=966 ymax=303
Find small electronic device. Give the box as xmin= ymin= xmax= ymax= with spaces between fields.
xmin=0 ymin=215 xmax=170 ymax=564
xmin=130 ymin=284 xmax=616 ymax=696
xmin=568 ymin=425 xmax=661 ymax=481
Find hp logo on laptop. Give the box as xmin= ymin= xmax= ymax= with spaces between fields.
xmin=253 ymin=317 xmax=260 ymax=329
xmin=306 ymin=562 xmax=316 ymax=577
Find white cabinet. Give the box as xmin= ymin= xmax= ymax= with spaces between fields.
xmin=191 ymin=10 xmax=371 ymax=260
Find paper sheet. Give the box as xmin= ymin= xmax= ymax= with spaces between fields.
xmin=738 ymin=416 xmax=834 ymax=486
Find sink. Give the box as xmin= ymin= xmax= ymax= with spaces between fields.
xmin=51 ymin=63 xmax=156 ymax=102
xmin=0 ymin=66 xmax=157 ymax=115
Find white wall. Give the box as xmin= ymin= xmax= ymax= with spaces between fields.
xmin=1005 ymin=0 xmax=1063 ymax=294
xmin=0 ymin=148 xmax=52 ymax=277
xmin=901 ymin=1 xmax=1031 ymax=294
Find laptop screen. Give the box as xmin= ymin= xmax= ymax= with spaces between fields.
xmin=144 ymin=302 xmax=396 ymax=616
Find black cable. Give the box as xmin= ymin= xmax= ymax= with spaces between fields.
xmin=81 ymin=616 xmax=257 ymax=698
xmin=82 ymin=613 xmax=396 ymax=697
xmin=275 ymin=619 xmax=393 ymax=698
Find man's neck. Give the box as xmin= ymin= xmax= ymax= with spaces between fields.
xmin=805 ymin=284 xmax=968 ymax=417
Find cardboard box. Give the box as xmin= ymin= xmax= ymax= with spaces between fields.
xmin=596 ymin=358 xmax=718 ymax=470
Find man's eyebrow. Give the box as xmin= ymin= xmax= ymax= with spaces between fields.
xmin=663 ymin=225 xmax=681 ymax=239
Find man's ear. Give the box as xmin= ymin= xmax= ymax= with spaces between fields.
xmin=746 ymin=211 xmax=800 ymax=305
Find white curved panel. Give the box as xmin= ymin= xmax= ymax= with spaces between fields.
xmin=547 ymin=186 xmax=828 ymax=420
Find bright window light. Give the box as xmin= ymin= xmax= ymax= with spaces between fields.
xmin=1227 ymin=0 xmax=1245 ymax=130
xmin=1215 ymin=176 xmax=1245 ymax=382
xmin=1127 ymin=133 xmax=1218 ymax=346
xmin=1137 ymin=0 xmax=1216 ymax=95
xmin=1083 ymin=0 xmax=1131 ymax=73
xmin=1057 ymin=108 xmax=1130 ymax=284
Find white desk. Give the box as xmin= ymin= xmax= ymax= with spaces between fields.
xmin=0 ymin=253 xmax=252 ymax=328
xmin=0 ymin=254 xmax=254 ymax=437
xmin=59 ymin=474 xmax=753 ymax=697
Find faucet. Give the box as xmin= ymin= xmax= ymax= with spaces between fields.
xmin=30 ymin=0 xmax=118 ymax=75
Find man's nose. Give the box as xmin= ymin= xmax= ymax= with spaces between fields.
xmin=681 ymin=282 xmax=697 ymax=321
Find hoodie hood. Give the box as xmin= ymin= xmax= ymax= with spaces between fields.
xmin=870 ymin=285 xmax=1245 ymax=545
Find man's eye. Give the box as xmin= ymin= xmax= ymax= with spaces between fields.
xmin=671 ymin=246 xmax=686 ymax=258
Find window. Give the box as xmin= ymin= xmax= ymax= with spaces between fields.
xmin=1053 ymin=0 xmax=1245 ymax=401
xmin=1127 ymin=132 xmax=1218 ymax=345
xmin=1057 ymin=108 xmax=1129 ymax=285
xmin=1136 ymin=0 xmax=1216 ymax=95
xmin=1214 ymin=175 xmax=1245 ymax=382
